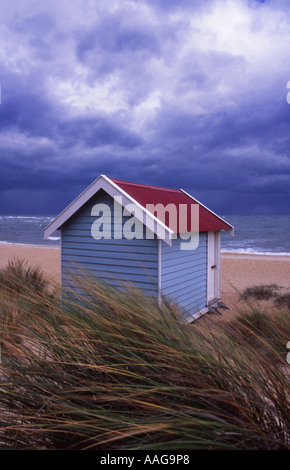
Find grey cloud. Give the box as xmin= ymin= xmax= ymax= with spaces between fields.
xmin=57 ymin=116 xmax=143 ymax=149
xmin=1 ymin=0 xmax=290 ymax=215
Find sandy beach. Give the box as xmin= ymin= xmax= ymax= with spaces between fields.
xmin=0 ymin=244 xmax=290 ymax=319
xmin=220 ymin=252 xmax=290 ymax=318
xmin=0 ymin=244 xmax=61 ymax=284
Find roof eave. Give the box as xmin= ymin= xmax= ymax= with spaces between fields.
xmin=44 ymin=174 xmax=173 ymax=244
xmin=44 ymin=174 xmax=105 ymax=240
xmin=180 ymin=188 xmax=234 ymax=236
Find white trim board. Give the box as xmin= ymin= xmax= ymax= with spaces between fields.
xmin=44 ymin=174 xmax=173 ymax=245
xmin=207 ymin=231 xmax=221 ymax=304
xmin=158 ymin=239 xmax=162 ymax=306
xmin=185 ymin=307 xmax=209 ymax=323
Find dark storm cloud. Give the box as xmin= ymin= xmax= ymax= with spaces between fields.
xmin=0 ymin=92 xmax=55 ymax=137
xmin=76 ymin=18 xmax=160 ymax=63
xmin=58 ymin=116 xmax=142 ymax=149
xmin=0 ymin=73 xmax=142 ymax=149
xmin=0 ymin=0 xmax=290 ymax=215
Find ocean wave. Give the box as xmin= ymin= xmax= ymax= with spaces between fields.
xmin=1 ymin=216 xmax=54 ymax=220
xmin=221 ymin=248 xmax=290 ymax=256
xmin=0 ymin=241 xmax=39 ymax=246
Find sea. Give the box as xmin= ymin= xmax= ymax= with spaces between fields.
xmin=0 ymin=214 xmax=290 ymax=256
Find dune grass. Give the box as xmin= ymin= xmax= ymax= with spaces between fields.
xmin=242 ymin=284 xmax=290 ymax=311
xmin=0 ymin=258 xmax=50 ymax=295
xmin=241 ymin=284 xmax=279 ymax=301
xmin=0 ymin=260 xmax=289 ymax=450
xmin=275 ymin=293 xmax=290 ymax=310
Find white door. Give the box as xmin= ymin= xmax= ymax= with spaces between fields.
xmin=207 ymin=231 xmax=220 ymax=303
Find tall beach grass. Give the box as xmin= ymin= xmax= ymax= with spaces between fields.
xmin=0 ymin=259 xmax=289 ymax=449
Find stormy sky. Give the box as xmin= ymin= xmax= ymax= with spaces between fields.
xmin=1 ymin=0 xmax=290 ymax=215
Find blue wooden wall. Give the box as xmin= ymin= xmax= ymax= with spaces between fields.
xmin=61 ymin=190 xmax=159 ymax=295
xmin=161 ymin=233 xmax=208 ymax=319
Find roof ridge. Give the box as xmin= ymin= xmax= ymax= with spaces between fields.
xmin=44 ymin=174 xmax=234 ymax=240
xmin=111 ymin=178 xmax=181 ymax=193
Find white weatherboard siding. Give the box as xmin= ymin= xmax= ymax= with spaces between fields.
xmin=61 ymin=190 xmax=159 ymax=295
xmin=161 ymin=233 xmax=208 ymax=320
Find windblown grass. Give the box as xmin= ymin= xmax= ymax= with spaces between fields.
xmin=0 ymin=260 xmax=289 ymax=450
xmin=242 ymin=284 xmax=290 ymax=311
xmin=275 ymin=293 xmax=290 ymax=310
xmin=222 ymin=307 xmax=290 ymax=360
xmin=0 ymin=258 xmax=49 ymax=295
xmin=241 ymin=284 xmax=279 ymax=301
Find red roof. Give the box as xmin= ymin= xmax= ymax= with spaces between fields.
xmin=112 ymin=178 xmax=232 ymax=233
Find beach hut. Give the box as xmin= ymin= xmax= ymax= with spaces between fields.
xmin=44 ymin=174 xmax=234 ymax=321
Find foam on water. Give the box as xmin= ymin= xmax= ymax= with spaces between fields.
xmin=1 ymin=214 xmax=290 ymax=253
xmin=0 ymin=215 xmax=57 ymax=245
xmin=221 ymin=248 xmax=290 ymax=256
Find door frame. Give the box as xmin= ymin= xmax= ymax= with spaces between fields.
xmin=207 ymin=231 xmax=221 ymax=304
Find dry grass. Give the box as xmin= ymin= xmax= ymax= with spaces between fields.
xmin=0 ymin=260 xmax=289 ymax=450
xmin=241 ymin=284 xmax=279 ymax=301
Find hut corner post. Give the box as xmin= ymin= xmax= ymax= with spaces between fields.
xmin=158 ymin=238 xmax=162 ymax=306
